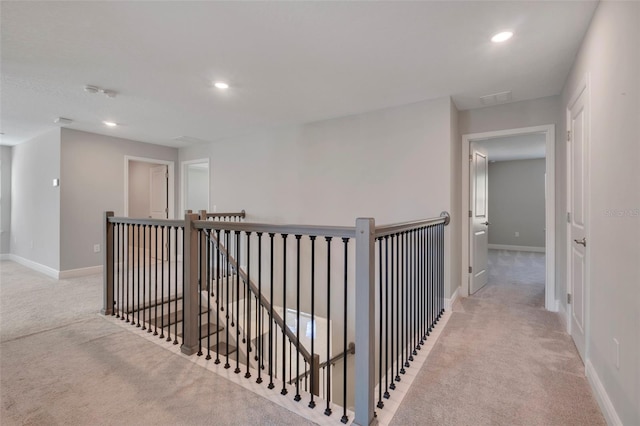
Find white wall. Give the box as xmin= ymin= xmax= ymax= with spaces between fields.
xmin=10 ymin=129 xmax=61 ymax=269
xmin=59 ymin=129 xmax=178 ymax=271
xmin=459 ymin=95 xmax=563 ymax=299
xmin=1 ymin=146 xmax=12 ymax=254
xmin=488 ymin=159 xmax=546 ymax=248
xmin=561 ymin=2 xmax=640 ymax=424
xmin=185 ymin=166 xmax=209 ymax=213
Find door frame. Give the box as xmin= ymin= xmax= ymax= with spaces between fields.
xmin=124 ymin=155 xmax=175 ymax=219
xmin=461 ymin=124 xmax=556 ymax=311
xmin=180 ymin=158 xmax=210 ymax=216
xmin=565 ymin=73 xmax=590 ymax=343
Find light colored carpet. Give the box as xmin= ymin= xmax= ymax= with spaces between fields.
xmin=390 ymin=250 xmax=605 ymax=426
xmin=0 ymin=260 xmax=313 ymax=426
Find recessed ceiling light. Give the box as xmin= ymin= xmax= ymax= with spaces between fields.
xmin=103 ymin=121 xmax=118 ymax=127
xmin=214 ymin=81 xmax=229 ymax=90
xmin=491 ymin=31 xmax=513 ymax=43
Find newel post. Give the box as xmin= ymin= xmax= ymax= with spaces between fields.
xmin=181 ymin=212 xmax=200 ymax=355
xmin=101 ymin=211 xmax=114 ymax=316
xmin=355 ymin=218 xmax=377 ymax=426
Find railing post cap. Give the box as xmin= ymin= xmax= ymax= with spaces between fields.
xmin=440 ymin=211 xmax=450 ymax=226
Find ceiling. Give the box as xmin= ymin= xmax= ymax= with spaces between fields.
xmin=1 ymin=1 xmax=598 ymax=147
xmin=474 ymin=133 xmax=546 ymax=162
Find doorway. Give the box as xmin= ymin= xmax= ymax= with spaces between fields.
xmin=181 ymin=159 xmax=210 ymax=214
xmin=461 ymin=125 xmax=556 ymax=311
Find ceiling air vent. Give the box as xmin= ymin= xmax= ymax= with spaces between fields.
xmin=479 ymin=90 xmax=512 ymax=106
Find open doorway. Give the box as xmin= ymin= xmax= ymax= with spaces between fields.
xmin=181 ymin=159 xmax=210 ymax=214
xmin=462 ymin=125 xmax=556 ymax=311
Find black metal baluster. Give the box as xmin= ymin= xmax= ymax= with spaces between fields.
xmin=206 ymin=229 xmax=212 ymax=360
xmin=215 ymin=229 xmax=221 ymax=365
xmin=142 ymin=224 xmax=147 ymax=331
xmin=389 ymin=234 xmax=396 ymax=390
xmin=412 ymin=229 xmax=418 ymax=357
xmin=440 ymin=223 xmax=444 ymax=317
xmin=135 ymin=225 xmax=141 ymax=327
xmin=115 ymin=223 xmax=119 ymax=318
xmin=340 ymin=237 xmax=349 ymax=424
xmin=399 ymin=232 xmax=405 ymax=373
xmin=175 ymin=226 xmax=180 ymax=345
xmin=281 ymin=234 xmax=288 ymax=395
xmin=160 ymin=225 xmax=165 ymax=339
xmin=419 ymin=227 xmax=424 ymax=346
xmin=125 ymin=224 xmax=129 ymax=322
xmin=309 ymin=235 xmax=316 ymax=409
xmin=165 ymin=227 xmax=171 ymax=341
xmin=197 ymin=229 xmax=203 ymax=357
xmin=245 ymin=231 xmax=252 ymax=378
xmin=294 ymin=235 xmax=302 ymax=401
xmin=407 ymin=230 xmax=413 ymax=361
xmin=225 ymin=230 xmax=231 ymax=369
xmin=268 ymin=233 xmax=275 ymax=389
xmin=256 ymin=232 xmax=263 ymax=382
xmin=395 ymin=232 xmax=401 ymax=382
xmin=404 ymin=231 xmax=411 ymax=367
xmin=383 ymin=235 xmax=390 ymax=400
xmin=377 ymin=237 xmax=384 ymax=409
xmin=154 ymin=225 xmax=158 ymax=335
xmin=324 ymin=236 xmax=332 ymax=417
xmin=235 ymin=231 xmax=241 ymax=373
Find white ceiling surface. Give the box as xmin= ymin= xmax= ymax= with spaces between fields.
xmin=474 ymin=133 xmax=546 ymax=162
xmin=1 ymin=1 xmax=598 ymax=147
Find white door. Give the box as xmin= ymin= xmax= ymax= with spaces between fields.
xmin=470 ymin=146 xmax=490 ymax=294
xmin=150 ymin=165 xmax=168 ymax=219
xmin=567 ymin=84 xmax=589 ymax=361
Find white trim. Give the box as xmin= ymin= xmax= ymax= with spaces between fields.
xmin=124 ymin=155 xmax=175 ymax=219
xmin=488 ymin=244 xmax=545 ymax=253
xmin=180 ymin=158 xmax=210 ymax=216
xmin=0 ymin=253 xmax=11 ymax=260
xmin=585 ymin=360 xmax=622 ymax=426
xmin=6 ymin=254 xmax=59 ymax=279
xmin=461 ymin=124 xmax=557 ymax=312
xmin=58 ymin=265 xmax=103 ymax=279
xmin=445 ymin=286 xmax=459 ymax=310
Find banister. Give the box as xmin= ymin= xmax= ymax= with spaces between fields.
xmin=108 ymin=217 xmax=185 ymax=227
xmin=195 ymin=220 xmax=356 ymax=239
xmin=207 ymin=231 xmax=314 ymax=363
xmin=374 ymin=211 xmax=450 ymax=238
xmin=205 ymin=209 xmax=246 ymax=219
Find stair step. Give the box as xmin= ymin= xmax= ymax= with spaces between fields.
xmin=177 ymin=323 xmax=224 ymax=338
xmin=211 ymin=342 xmax=237 ymax=355
xmin=153 ymin=305 xmax=211 ymax=327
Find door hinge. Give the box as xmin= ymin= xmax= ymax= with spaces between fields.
xmin=468 ymin=266 xmax=473 ymax=273
xmin=164 ymin=208 xmax=168 ymax=213
xmin=469 ymin=155 xmax=473 ymax=162
xmin=469 ymin=210 xmax=472 ymax=218
xmin=165 ymin=173 xmax=169 ymax=178
xmin=567 ymin=130 xmax=571 ymax=142
xmin=567 ymin=212 xmax=571 ymax=223
xmin=567 ymin=294 xmax=572 ymax=305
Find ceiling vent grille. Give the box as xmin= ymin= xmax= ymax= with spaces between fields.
xmin=480 ymin=90 xmax=512 ymax=106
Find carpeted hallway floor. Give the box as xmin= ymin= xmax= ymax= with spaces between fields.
xmin=391 ymin=250 xmax=605 ymax=425
xmin=1 ymin=251 xmax=605 ymax=425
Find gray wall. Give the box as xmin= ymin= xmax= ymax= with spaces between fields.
xmin=488 ymin=159 xmax=545 ymax=248
xmin=561 ymin=2 xmax=640 ymax=424
xmin=1 ymin=146 xmax=12 ymax=254
xmin=180 ymin=96 xmax=461 ymax=298
xmin=10 ymin=129 xmax=61 ymax=269
xmin=59 ymin=128 xmax=178 ymax=271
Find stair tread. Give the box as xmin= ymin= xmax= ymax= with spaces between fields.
xmin=150 ymin=305 xmax=211 ymax=326
xmin=177 ymin=323 xmax=223 ymax=338
xmin=211 ymin=342 xmax=237 ymax=355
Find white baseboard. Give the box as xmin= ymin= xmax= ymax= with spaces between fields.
xmin=59 ymin=265 xmax=103 ymax=279
xmin=585 ymin=360 xmax=622 ymax=426
xmin=488 ymin=244 xmax=546 ymax=253
xmin=445 ymin=286 xmax=459 ymax=310
xmin=0 ymin=253 xmax=11 ymax=261
xmin=6 ymin=254 xmax=59 ymax=279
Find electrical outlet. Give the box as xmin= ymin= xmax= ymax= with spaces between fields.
xmin=94 ymin=244 xmax=101 ymax=253
xmin=613 ymin=338 xmax=620 ymax=369
xmin=515 ymin=232 xmax=519 ymax=237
